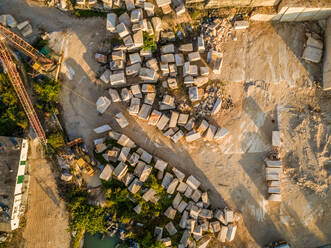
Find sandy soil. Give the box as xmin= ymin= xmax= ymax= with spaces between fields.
xmin=22 ymin=139 xmax=70 ymax=248
xmin=2 ymin=1 xmax=331 ymax=247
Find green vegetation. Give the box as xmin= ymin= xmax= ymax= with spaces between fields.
xmin=101 ymin=174 xmax=182 ymax=247
xmin=142 ymin=32 xmax=157 ymax=52
xmin=33 ymin=78 xmax=60 ymax=113
xmin=0 ymin=73 xmax=28 ymax=136
xmin=74 ymin=9 xmax=108 ymax=18
xmin=68 ymin=189 xmax=107 ymax=248
xmin=47 ymin=132 xmax=65 ymax=149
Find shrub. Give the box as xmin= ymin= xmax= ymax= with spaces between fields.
xmin=47 ymin=132 xmax=65 ymax=149
xmin=68 ymin=189 xmax=107 ymax=248
xmin=142 ymin=32 xmax=157 ymax=52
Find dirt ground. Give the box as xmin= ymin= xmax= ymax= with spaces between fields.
xmin=21 ymin=139 xmax=70 ymax=248
xmin=1 ymin=1 xmax=331 ymax=247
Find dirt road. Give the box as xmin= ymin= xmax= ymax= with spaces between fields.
xmin=2 ymin=1 xmax=331 ymax=247
xmin=22 ymin=139 xmax=70 ymax=248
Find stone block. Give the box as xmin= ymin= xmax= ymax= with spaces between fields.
xmin=113 ymin=162 xmax=128 ymax=180
xmin=168 ymin=111 xmax=179 ymax=128
xmin=152 ymin=17 xmax=162 ymax=31
xmin=121 ymin=88 xmax=132 ymax=102
xmin=162 ymin=172 xmax=174 ymax=189
xmin=186 ymin=175 xmax=201 ymax=190
xmin=171 ymin=130 xmax=184 ymax=143
xmin=107 ymin=13 xmax=118 ymax=32
xmin=211 ymin=98 xmax=222 ymax=115
xmin=209 ymin=221 xmax=221 ymax=233
xmin=161 ymin=54 xmax=175 ymax=63
xmin=119 ymin=12 xmax=131 ymax=27
xmin=129 ymin=178 xmax=143 ymax=194
xmin=184 ymin=186 xmax=193 ymax=198
xmin=140 ymin=164 xmax=152 ymax=182
xmin=165 ymin=221 xmax=177 ymax=235
xmin=188 ymin=52 xmax=201 ymax=62
xmin=205 ymin=125 xmax=217 ymax=141
xmin=99 ymin=164 xmax=114 ymax=181
xmin=157 ymin=114 xmax=170 ymax=130
xmin=179 ymin=211 xmax=189 ymax=229
xmin=115 ymin=112 xmax=129 ymax=128
xmin=226 ymin=224 xmax=237 ymax=242
xmin=302 ymin=46 xmax=323 ymax=63
xmin=177 ymin=181 xmax=188 ymax=193
xmin=144 ymin=93 xmax=156 ymax=105
xmin=224 ymin=208 xmax=234 ymax=223
xmin=118 ymin=147 xmax=130 ymax=162
xmin=141 ymin=84 xmax=155 ymax=93
xmin=110 ymin=71 xmax=126 ymax=86
xmin=109 ymin=88 xmax=121 ymax=102
xmin=117 ymin=134 xmax=135 ymax=147
xmin=128 ymin=96 xmax=140 ymax=115
xmin=179 ymin=43 xmax=193 ymax=52
xmin=125 ymin=0 xmax=135 ymax=10
xmin=218 ymin=225 xmax=228 ymax=242
xmin=189 ymin=86 xmax=199 ymax=101
xmin=175 ymin=53 xmax=184 ymax=66
xmin=172 ymin=167 xmax=185 ymax=181
xmin=167 ymin=178 xmax=179 ymax=194
xmin=96 ymin=96 xmax=111 ymax=114
xmin=129 ymin=53 xmax=142 ymax=64
xmin=164 ymin=206 xmax=177 ymax=220
xmin=180 ymin=230 xmax=190 ymax=247
xmin=161 ymin=44 xmax=175 ymax=54
xmin=213 ymin=57 xmax=223 ymax=74
xmin=116 ymin=23 xmax=129 ymax=38
xmin=268 ymin=193 xmax=281 ymax=202
xmin=148 ymin=110 xmax=162 ymax=125
xmin=177 ymin=200 xmax=188 ymax=213
xmin=272 ymin=131 xmax=281 ymax=146
xmin=234 ymin=20 xmax=249 ymax=30
xmin=191 ymin=189 xmax=202 ymax=202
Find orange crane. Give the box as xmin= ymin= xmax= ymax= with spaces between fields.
xmin=0 ymin=24 xmax=55 ymax=145
xmin=0 ymin=24 xmax=54 ymax=71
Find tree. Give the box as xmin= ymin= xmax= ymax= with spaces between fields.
xmin=0 ymin=73 xmax=28 ymax=135
xmin=68 ymin=189 xmax=107 ymax=248
xmin=33 ymin=78 xmax=60 ymax=112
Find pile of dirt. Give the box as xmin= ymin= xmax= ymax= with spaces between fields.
xmin=279 ymin=86 xmax=331 ymax=196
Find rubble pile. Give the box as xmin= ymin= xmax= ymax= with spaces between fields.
xmin=95 ymin=127 xmax=239 ymax=246
xmin=201 ymin=19 xmax=234 ymax=53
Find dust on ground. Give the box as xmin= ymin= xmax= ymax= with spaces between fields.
xmin=1 ymin=1 xmax=331 ymax=247
xmin=22 ymin=139 xmax=70 ymax=248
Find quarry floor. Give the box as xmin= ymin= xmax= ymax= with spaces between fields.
xmin=2 ymin=0 xmax=331 ymax=247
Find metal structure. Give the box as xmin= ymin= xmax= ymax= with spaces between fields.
xmin=0 ymin=24 xmax=53 ymax=68
xmin=0 ymin=28 xmax=47 ymax=145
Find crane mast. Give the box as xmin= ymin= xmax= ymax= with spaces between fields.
xmin=0 ymin=26 xmax=49 ymax=145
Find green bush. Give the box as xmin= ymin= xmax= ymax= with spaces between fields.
xmin=142 ymin=32 xmax=157 ymax=52
xmin=47 ymin=132 xmax=65 ymax=149
xmin=68 ymin=189 xmax=107 ymax=248
xmin=74 ymin=9 xmax=108 ymax=18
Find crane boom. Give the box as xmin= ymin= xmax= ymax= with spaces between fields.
xmin=0 ymin=24 xmax=53 ymax=66
xmin=0 ymin=39 xmax=47 ymax=145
